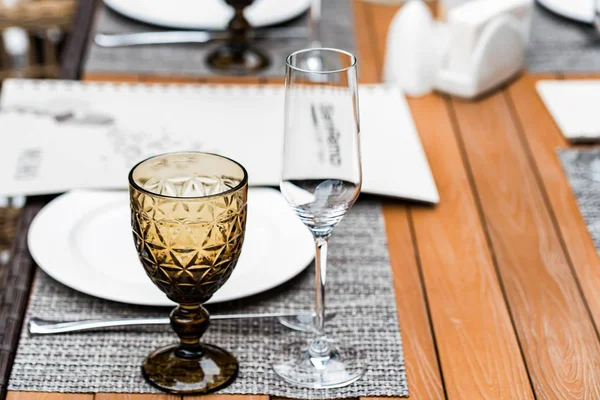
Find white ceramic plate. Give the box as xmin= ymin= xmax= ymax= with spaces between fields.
xmin=103 ymin=0 xmax=311 ymax=30
xmin=28 ymin=188 xmax=314 ymax=306
xmin=537 ymin=0 xmax=594 ymax=23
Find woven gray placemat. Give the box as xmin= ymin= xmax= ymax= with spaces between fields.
xmin=559 ymin=149 xmax=600 ymax=251
xmin=527 ymin=2 xmax=600 ymax=72
xmin=8 ymin=200 xmax=408 ymax=398
xmin=83 ymin=0 xmax=355 ymax=78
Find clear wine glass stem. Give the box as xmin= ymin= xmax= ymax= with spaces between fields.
xmin=596 ymin=0 xmax=600 ymax=33
xmin=309 ymin=0 xmax=322 ymax=47
xmin=310 ymin=236 xmax=329 ymax=355
xmin=274 ymin=48 xmax=365 ymax=388
xmin=306 ymin=0 xmax=324 ymax=74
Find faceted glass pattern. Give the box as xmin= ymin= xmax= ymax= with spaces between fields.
xmin=130 ymin=180 xmax=247 ymax=305
xmin=128 ymin=152 xmax=248 ymax=395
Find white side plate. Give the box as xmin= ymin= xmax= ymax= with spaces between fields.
xmin=28 ymin=188 xmax=314 ymax=306
xmin=103 ymin=0 xmax=311 ymax=30
xmin=537 ymin=0 xmax=594 ymax=23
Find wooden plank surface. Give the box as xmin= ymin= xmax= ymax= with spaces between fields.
xmin=95 ymin=395 xmax=179 ymax=400
xmin=367 ymin=3 xmax=535 ymax=399
xmin=353 ymin=0 xmax=379 ymax=84
xmin=451 ymin=89 xmax=600 ymax=398
xmin=508 ymin=75 xmax=600 ymax=332
xmin=355 ymin=2 xmax=445 ymax=399
xmin=408 ymin=95 xmax=534 ymax=400
xmin=378 ymin=205 xmax=445 ymax=400
xmin=6 ymin=394 xmax=93 ymax=400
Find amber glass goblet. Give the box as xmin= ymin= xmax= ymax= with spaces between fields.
xmin=129 ymin=152 xmax=248 ymax=394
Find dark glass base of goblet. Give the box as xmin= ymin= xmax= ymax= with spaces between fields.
xmin=207 ymin=44 xmax=269 ymax=74
xmin=142 ymin=343 xmax=238 ymax=394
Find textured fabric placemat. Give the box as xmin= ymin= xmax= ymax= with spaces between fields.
xmin=8 ymin=200 xmax=408 ymax=398
xmin=83 ymin=0 xmax=355 ymax=78
xmin=527 ymin=2 xmax=600 ymax=73
xmin=559 ymin=149 xmax=600 ymax=251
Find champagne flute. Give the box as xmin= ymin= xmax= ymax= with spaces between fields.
xmin=273 ymin=48 xmax=365 ymax=388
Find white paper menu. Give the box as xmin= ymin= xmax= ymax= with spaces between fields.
xmin=0 ymin=79 xmax=439 ymax=203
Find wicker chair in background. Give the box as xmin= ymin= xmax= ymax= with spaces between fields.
xmin=0 ymin=0 xmax=79 ymax=257
xmin=0 ymin=3 xmax=96 ymax=397
xmin=0 ymin=0 xmax=76 ymax=80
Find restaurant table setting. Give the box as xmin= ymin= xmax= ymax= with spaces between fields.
xmin=0 ymin=42 xmax=428 ymax=396
xmin=83 ymin=0 xmax=355 ymax=77
xmin=25 ymin=188 xmax=314 ymax=306
xmin=7 ymin=200 xmax=406 ymax=397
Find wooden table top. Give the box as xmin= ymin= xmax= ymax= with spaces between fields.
xmin=7 ymin=1 xmax=600 ymax=399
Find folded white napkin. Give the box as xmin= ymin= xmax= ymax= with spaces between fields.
xmin=537 ymin=80 xmax=600 ymax=143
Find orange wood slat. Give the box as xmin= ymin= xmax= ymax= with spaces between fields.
xmin=508 ymin=74 xmax=600 ymax=331
xmin=366 ymin=2 xmax=535 ymax=398
xmin=450 ymin=89 xmax=600 ymax=398
xmin=378 ymin=205 xmax=446 ymax=400
xmin=353 ymin=0 xmax=379 ymax=84
xmin=81 ymin=73 xmax=143 ymax=82
xmin=95 ymin=394 xmax=180 ymax=400
xmin=6 ymin=393 xmax=94 ymax=399
xmin=355 ymin=1 xmax=445 ymax=399
xmin=361 ymin=3 xmax=393 ymax=81
xmin=139 ymin=75 xmax=206 ymax=84
xmin=202 ymin=76 xmax=266 ymax=85
xmin=84 ymin=73 xmax=265 ymax=85
xmin=410 ymin=95 xmax=535 ymax=400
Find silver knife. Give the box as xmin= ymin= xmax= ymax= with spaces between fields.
xmin=95 ymin=28 xmax=308 ymax=48
xmin=29 ymin=311 xmax=335 ymax=335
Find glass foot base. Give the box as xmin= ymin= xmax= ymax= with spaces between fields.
xmin=277 ymin=314 xmax=317 ymax=333
xmin=142 ymin=343 xmax=238 ymax=394
xmin=277 ymin=312 xmax=337 ymax=332
xmin=206 ymin=45 xmax=269 ymax=74
xmin=273 ymin=339 xmax=366 ymax=389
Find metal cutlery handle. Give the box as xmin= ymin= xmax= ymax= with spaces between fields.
xmin=29 ymin=311 xmax=322 ymax=335
xmin=95 ymin=31 xmax=216 ymax=47
xmin=95 ymin=28 xmax=308 ymax=48
xmin=29 ymin=317 xmax=170 ymax=334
